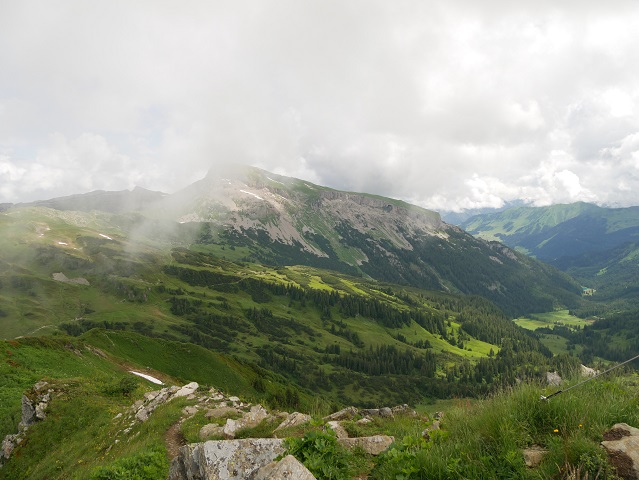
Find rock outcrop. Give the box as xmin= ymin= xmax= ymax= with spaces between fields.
xmin=601 ymin=423 xmax=639 ymax=479
xmin=254 ymin=454 xmax=316 ymax=480
xmin=168 ymin=438 xmax=286 ymax=480
xmin=1 ymin=381 xmax=53 ymax=467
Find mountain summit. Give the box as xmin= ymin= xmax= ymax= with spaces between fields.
xmin=149 ymin=165 xmax=579 ymax=316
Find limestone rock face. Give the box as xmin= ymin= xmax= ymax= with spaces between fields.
xmin=601 ymin=423 xmax=639 ymax=479
xmin=254 ymin=454 xmax=316 ymax=480
xmin=168 ymin=438 xmax=285 ymax=480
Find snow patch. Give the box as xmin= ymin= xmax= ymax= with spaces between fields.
xmin=99 ymin=233 xmax=113 ymax=240
xmin=129 ymin=371 xmax=163 ymax=385
xmin=240 ymin=190 xmax=264 ymax=200
xmin=267 ymin=176 xmax=285 ymax=185
xmin=57 ymin=242 xmax=68 ymax=245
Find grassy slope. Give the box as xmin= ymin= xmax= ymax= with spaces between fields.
xmin=4 ymin=334 xmax=637 ymax=479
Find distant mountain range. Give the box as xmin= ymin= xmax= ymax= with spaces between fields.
xmin=460 ymin=202 xmax=639 ymax=308
xmin=2 ymin=165 xmax=581 ymax=317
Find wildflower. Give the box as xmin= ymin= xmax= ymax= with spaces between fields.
xmin=553 ymin=429 xmax=559 ymax=433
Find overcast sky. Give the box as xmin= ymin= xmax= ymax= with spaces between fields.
xmin=2 ymin=1 xmax=639 ymax=212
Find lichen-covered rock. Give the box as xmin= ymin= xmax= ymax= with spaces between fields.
xmin=323 ymin=406 xmax=357 ymax=422
xmin=522 ymin=445 xmax=548 ymax=468
xmin=174 ymin=382 xmax=199 ymax=398
xmin=199 ymin=424 xmax=224 ymax=440
xmin=274 ymin=412 xmax=312 ymax=433
xmin=601 ymin=423 xmax=639 ymax=479
xmin=546 ymin=371 xmax=562 ymax=386
xmin=338 ymin=435 xmax=394 ymax=455
xmin=205 ymin=407 xmax=241 ymax=419
xmin=254 ymin=454 xmax=316 ymax=480
xmin=326 ymin=421 xmax=349 ymax=439
xmin=168 ymin=438 xmax=285 ymax=480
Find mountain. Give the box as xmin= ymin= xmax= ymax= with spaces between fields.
xmin=1 ymin=166 xmax=582 ymax=317
xmin=440 ymin=200 xmax=528 ymax=225
xmin=460 ymin=202 xmax=639 ymax=260
xmin=460 ymin=202 xmax=639 ymax=311
xmin=153 ymin=165 xmax=581 ymax=317
xmin=0 ymin=167 xmax=628 ymax=478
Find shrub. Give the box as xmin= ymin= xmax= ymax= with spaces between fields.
xmin=90 ymin=446 xmax=168 ymax=480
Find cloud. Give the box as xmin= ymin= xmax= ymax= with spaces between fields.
xmin=1 ymin=0 xmax=639 ymax=212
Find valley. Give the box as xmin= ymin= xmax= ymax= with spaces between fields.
xmin=1 ymin=167 xmax=637 ymax=478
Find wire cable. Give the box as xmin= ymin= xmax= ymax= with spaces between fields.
xmin=541 ymin=352 xmax=639 ymax=401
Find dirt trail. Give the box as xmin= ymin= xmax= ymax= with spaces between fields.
xmin=165 ymin=422 xmax=187 ymax=459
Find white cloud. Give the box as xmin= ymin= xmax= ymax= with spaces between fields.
xmin=1 ymin=0 xmax=639 ymax=212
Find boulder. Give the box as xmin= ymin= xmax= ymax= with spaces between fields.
xmin=581 ymin=364 xmax=597 ymax=377
xmin=421 ymin=420 xmax=440 ymax=441
xmin=223 ymin=418 xmax=240 ymax=439
xmin=273 ymin=412 xmax=312 ymax=433
xmin=601 ymin=423 xmax=639 ymax=479
xmin=391 ymin=404 xmax=418 ymax=417
xmin=324 ymin=406 xmax=358 ymax=422
xmin=19 ymin=395 xmax=36 ymax=427
xmin=205 ymin=407 xmax=241 ymax=419
xmin=168 ymin=438 xmax=285 ymax=480
xmin=244 ymin=405 xmax=269 ymax=426
xmin=546 ymin=371 xmax=562 ymax=386
xmin=326 ymin=421 xmax=349 ymax=439
xmin=174 ymin=382 xmax=199 ymax=398
xmin=338 ymin=435 xmax=394 ymax=455
xmin=379 ymin=407 xmax=393 ymax=418
xmin=199 ymin=424 xmax=224 ymax=440
xmin=522 ymin=445 xmax=548 ymax=468
xmin=254 ymin=454 xmax=316 ymax=480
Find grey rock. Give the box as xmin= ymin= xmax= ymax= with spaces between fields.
xmin=199 ymin=424 xmax=224 ymax=440
xmin=338 ymin=435 xmax=394 ymax=455
xmin=546 ymin=371 xmax=562 ymax=386
xmin=244 ymin=405 xmax=269 ymax=426
xmin=135 ymin=408 xmax=149 ymax=423
xmin=274 ymin=412 xmax=312 ymax=433
xmin=223 ymin=418 xmax=240 ymax=439
xmin=144 ymin=390 xmax=160 ymax=401
xmin=326 ymin=421 xmax=349 ymax=439
xmin=324 ymin=406 xmax=358 ymax=422
xmin=379 ymin=407 xmax=393 ymax=418
xmin=2 ymin=434 xmax=19 ymax=460
xmin=254 ymin=454 xmax=316 ymax=480
xmin=168 ymin=438 xmax=285 ymax=480
xmin=391 ymin=404 xmax=418 ymax=417
xmin=183 ymin=406 xmax=199 ymax=416
xmin=19 ymin=395 xmax=36 ymax=427
xmin=523 ymin=445 xmax=548 ymax=468
xmin=205 ymin=407 xmax=241 ymax=419
xmin=356 ymin=417 xmax=373 ymax=425
xmin=35 ymin=402 xmax=48 ymax=420
xmin=174 ymin=382 xmax=199 ymax=398
xmin=602 ymin=423 xmax=639 ymax=479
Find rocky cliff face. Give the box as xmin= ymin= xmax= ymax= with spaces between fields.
xmin=163 ymin=165 xmax=445 ymax=258
xmin=149 ymin=166 xmax=581 ymax=316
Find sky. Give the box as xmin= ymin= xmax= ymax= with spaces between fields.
xmin=2 ymin=1 xmax=639 ymax=212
